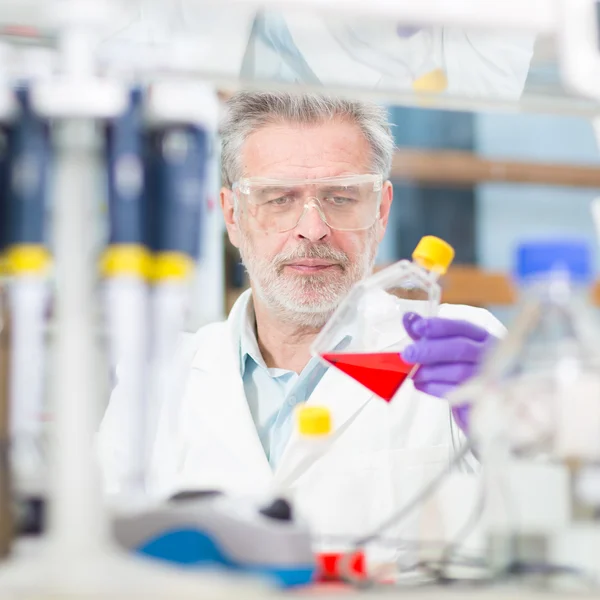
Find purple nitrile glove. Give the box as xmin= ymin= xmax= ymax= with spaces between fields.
xmin=396 ymin=25 xmax=421 ymax=38
xmin=400 ymin=312 xmax=496 ymax=433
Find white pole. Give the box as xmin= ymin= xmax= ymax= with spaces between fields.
xmin=47 ymin=118 xmax=110 ymax=556
xmin=557 ymin=0 xmax=600 ymax=100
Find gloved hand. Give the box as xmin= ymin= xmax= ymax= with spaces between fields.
xmin=396 ymin=26 xmax=421 ymax=38
xmin=400 ymin=313 xmax=496 ymax=432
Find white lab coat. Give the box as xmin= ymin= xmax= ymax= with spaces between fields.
xmin=102 ymin=5 xmax=534 ymax=101
xmin=98 ymin=290 xmax=504 ymax=549
xmin=271 ymin=19 xmax=534 ymax=99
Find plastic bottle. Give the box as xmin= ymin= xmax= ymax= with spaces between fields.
xmin=274 ymin=405 xmax=333 ymax=492
xmin=459 ymin=240 xmax=600 ymax=575
xmin=468 ymin=240 xmax=600 ymax=459
xmin=271 ymin=405 xmax=367 ymax=582
xmin=311 ymin=235 xmax=455 ymax=402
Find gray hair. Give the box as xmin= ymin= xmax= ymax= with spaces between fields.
xmin=220 ymin=90 xmax=395 ymax=188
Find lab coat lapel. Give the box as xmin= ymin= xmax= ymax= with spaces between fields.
xmin=180 ymin=290 xmax=272 ymax=487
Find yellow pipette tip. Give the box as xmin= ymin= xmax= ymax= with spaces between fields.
xmin=151 ymin=252 xmax=194 ymax=282
xmin=6 ymin=245 xmax=51 ymax=275
xmin=412 ymin=235 xmax=455 ymax=275
xmin=296 ymin=406 xmax=332 ymax=437
xmin=100 ymin=244 xmax=153 ymax=279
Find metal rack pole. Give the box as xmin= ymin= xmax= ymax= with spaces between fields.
xmin=47 ymin=118 xmax=110 ymax=558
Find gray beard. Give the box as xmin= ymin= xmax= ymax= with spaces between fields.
xmin=239 ymin=231 xmax=377 ymax=328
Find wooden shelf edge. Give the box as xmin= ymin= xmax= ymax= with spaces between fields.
xmin=392 ymin=148 xmax=600 ymax=189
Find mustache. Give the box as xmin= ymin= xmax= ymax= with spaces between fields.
xmin=274 ymin=244 xmax=350 ymax=271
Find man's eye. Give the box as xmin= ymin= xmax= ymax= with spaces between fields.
xmin=330 ymin=196 xmax=354 ymax=205
xmin=268 ymin=196 xmax=294 ymax=206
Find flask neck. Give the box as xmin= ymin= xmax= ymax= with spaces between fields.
xmin=412 ymin=257 xmax=444 ymax=281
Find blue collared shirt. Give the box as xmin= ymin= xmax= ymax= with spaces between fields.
xmin=240 ymin=303 xmax=329 ymax=469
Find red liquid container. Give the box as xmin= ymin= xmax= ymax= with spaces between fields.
xmin=315 ymin=551 xmax=366 ymax=582
xmin=320 ymin=352 xmax=414 ymax=401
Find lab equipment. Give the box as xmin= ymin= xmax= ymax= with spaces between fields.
xmin=143 ymin=81 xmax=218 ymax=492
xmin=312 ymin=235 xmax=455 ymax=401
xmin=458 ymin=240 xmax=600 ymax=578
xmin=0 ymin=89 xmax=12 ymax=279
xmin=321 ymin=352 xmax=413 ymax=402
xmin=0 ymin=6 xmax=262 ymax=598
xmin=5 ymin=86 xmax=51 ymax=500
xmin=114 ymin=491 xmax=316 ymax=589
xmin=0 ymin=282 xmax=11 ymax=558
xmin=468 ymin=240 xmax=600 ymax=457
xmin=315 ymin=550 xmax=366 ymax=582
xmin=271 ymin=405 xmax=369 ymax=583
xmin=102 ymin=86 xmax=151 ymax=498
xmin=0 ymin=110 xmax=12 ymax=559
xmin=274 ymin=405 xmax=333 ymax=492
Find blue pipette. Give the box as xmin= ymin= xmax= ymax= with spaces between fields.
xmin=5 ymin=86 xmax=51 ymax=496
xmin=101 ymin=87 xmax=151 ymax=497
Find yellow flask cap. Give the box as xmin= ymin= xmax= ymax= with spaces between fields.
xmin=412 ymin=68 xmax=448 ymax=94
xmin=296 ymin=406 xmax=332 ymax=437
xmin=412 ymin=235 xmax=455 ymax=275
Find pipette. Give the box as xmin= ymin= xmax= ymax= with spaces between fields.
xmin=102 ymin=87 xmax=151 ymax=499
xmin=0 ymin=272 xmax=11 ymax=562
xmin=143 ymin=81 xmax=218 ymax=492
xmin=0 ymin=86 xmax=15 ymax=560
xmin=0 ymin=4 xmax=268 ymax=597
xmin=0 ymin=4 xmax=254 ymax=597
xmin=5 ymin=85 xmax=51 ymax=502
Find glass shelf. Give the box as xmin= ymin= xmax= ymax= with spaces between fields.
xmin=0 ymin=0 xmax=598 ymax=116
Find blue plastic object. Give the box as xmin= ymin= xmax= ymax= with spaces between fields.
xmin=145 ymin=125 xmax=209 ymax=260
xmin=515 ymin=240 xmax=592 ymax=283
xmin=114 ymin=494 xmax=317 ymax=590
xmin=135 ymin=529 xmax=315 ymax=589
xmin=7 ymin=86 xmax=50 ymax=247
xmin=105 ymin=88 xmax=146 ymax=246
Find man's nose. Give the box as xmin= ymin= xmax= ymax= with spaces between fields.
xmin=293 ymin=202 xmax=330 ymax=242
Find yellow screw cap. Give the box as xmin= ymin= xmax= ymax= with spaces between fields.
xmin=412 ymin=235 xmax=455 ymax=275
xmin=296 ymin=406 xmax=332 ymax=437
xmin=412 ymin=68 xmax=448 ymax=94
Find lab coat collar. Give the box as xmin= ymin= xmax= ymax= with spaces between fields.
xmin=190 ymin=288 xmax=253 ymax=373
xmin=239 ymin=296 xmax=267 ymax=377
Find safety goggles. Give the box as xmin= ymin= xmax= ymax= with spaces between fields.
xmin=232 ymin=174 xmax=383 ymax=233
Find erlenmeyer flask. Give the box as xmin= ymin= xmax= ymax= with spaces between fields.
xmin=311 ymin=235 xmax=454 ymax=402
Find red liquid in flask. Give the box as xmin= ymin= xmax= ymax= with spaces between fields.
xmin=321 ymin=352 xmax=414 ymax=402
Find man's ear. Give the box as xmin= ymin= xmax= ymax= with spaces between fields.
xmin=221 ymin=187 xmax=241 ymax=249
xmin=377 ymin=180 xmax=393 ymax=242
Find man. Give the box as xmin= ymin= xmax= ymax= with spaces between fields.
xmin=98 ymin=91 xmax=503 ymax=544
